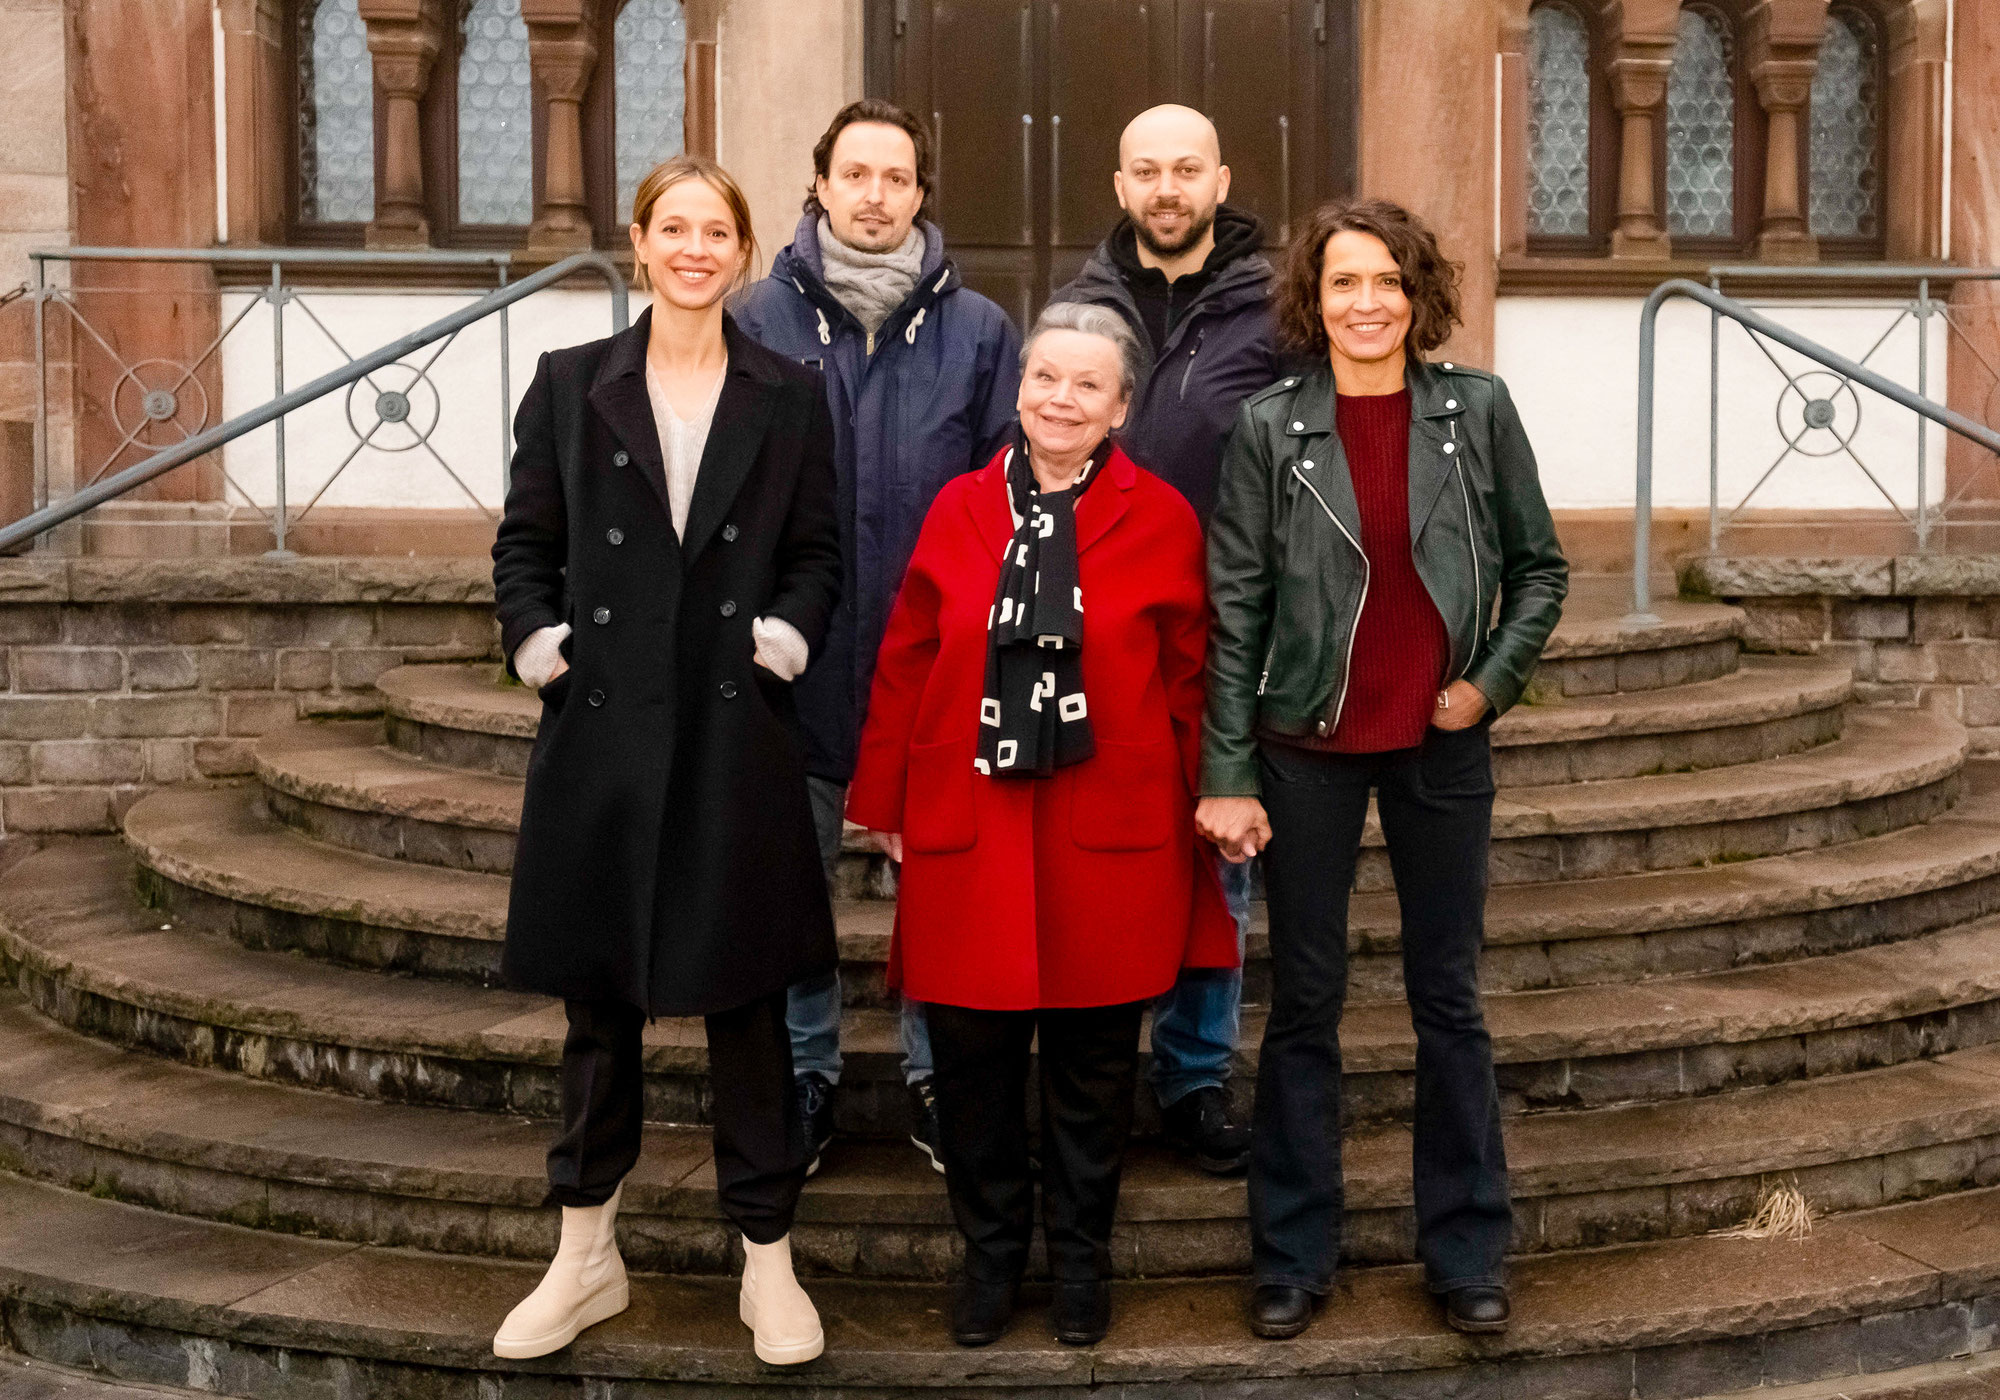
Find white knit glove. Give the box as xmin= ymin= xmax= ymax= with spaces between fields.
xmin=513 ymin=623 xmax=571 ymax=689
xmin=752 ymin=616 xmax=810 ymax=681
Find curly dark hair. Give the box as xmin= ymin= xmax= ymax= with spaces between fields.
xmin=1276 ymin=198 xmax=1463 ymax=358
xmin=803 ymin=99 xmax=935 ymax=221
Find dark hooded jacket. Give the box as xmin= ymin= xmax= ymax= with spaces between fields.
xmin=1050 ymin=204 xmax=1280 ymax=523
xmin=733 ymin=214 xmax=1021 ymax=782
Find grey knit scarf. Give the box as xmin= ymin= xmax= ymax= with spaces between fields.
xmin=816 ymin=216 xmax=925 ymax=336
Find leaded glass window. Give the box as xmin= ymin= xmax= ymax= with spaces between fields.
xmin=1809 ymin=9 xmax=1880 ymax=240
xmin=1527 ymin=4 xmax=1591 ymax=239
xmin=457 ymin=0 xmax=533 ymax=226
xmin=297 ymin=0 xmax=373 ymax=223
xmin=1666 ymin=6 xmax=1735 ymax=239
xmin=614 ymin=0 xmax=688 ymax=225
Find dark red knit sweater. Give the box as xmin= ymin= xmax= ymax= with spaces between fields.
xmin=1298 ymin=389 xmax=1450 ymax=753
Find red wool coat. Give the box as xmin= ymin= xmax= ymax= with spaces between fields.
xmin=846 ymin=444 xmax=1238 ymax=1011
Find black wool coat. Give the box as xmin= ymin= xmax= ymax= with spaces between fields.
xmin=492 ymin=310 xmax=842 ymax=1017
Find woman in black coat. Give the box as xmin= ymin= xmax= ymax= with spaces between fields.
xmin=489 ymin=155 xmax=841 ymax=1367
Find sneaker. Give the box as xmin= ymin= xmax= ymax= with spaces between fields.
xmin=1160 ymin=1085 xmax=1252 ymax=1176
xmin=797 ymin=1072 xmax=836 ymax=1178
xmin=908 ymin=1077 xmax=946 ymax=1175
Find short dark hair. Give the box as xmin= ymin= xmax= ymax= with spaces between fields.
xmin=804 ymin=100 xmax=936 ymax=220
xmin=1276 ymin=198 xmax=1463 ymax=358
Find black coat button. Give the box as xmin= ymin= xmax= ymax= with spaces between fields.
xmin=612 ymin=450 xmax=630 ymax=467
xmin=719 ymin=600 xmax=738 ymax=618
xmin=607 ymin=528 xmax=624 ymax=545
xmin=593 ymin=607 xmax=611 ymax=625
xmin=719 ymin=681 xmax=738 ymax=699
xmin=721 ymin=524 xmax=738 ymax=542
xmin=587 ymin=689 xmax=606 ymax=707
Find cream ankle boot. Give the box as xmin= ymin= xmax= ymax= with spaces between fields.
xmin=493 ymin=1184 xmax=630 ymax=1359
xmin=738 ymin=1234 xmax=824 ymax=1364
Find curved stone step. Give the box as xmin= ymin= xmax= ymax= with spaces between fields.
xmin=0 ymin=1166 xmax=1995 ymax=1399
xmin=1525 ymin=593 xmax=1745 ymax=699
xmin=255 ymin=706 xmax=1964 ymax=893
xmin=1489 ymin=655 xmax=1850 ymax=786
xmin=20 ymin=841 xmax=2000 ymax=1128
xmin=6 ymin=991 xmax=2000 ymax=1278
xmin=127 ymin=776 xmax=2000 ymax=1003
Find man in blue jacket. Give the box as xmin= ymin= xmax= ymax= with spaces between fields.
xmin=734 ymin=99 xmax=1020 ymax=1178
xmin=1050 ymin=103 xmax=1280 ymax=1177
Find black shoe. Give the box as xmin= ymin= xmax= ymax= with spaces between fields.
xmin=1248 ymin=1284 xmax=1320 ymax=1339
xmin=951 ymin=1273 xmax=1018 ymax=1347
xmin=908 ymin=1077 xmax=945 ymax=1176
xmin=796 ymin=1071 xmax=835 ymax=1178
xmin=1443 ymin=1285 xmax=1510 ymax=1334
xmin=1050 ymin=1280 xmax=1111 ymax=1346
xmin=1160 ymin=1085 xmax=1252 ymax=1176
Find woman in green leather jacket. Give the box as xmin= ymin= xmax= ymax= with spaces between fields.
xmin=1194 ymin=198 xmax=1567 ymax=1342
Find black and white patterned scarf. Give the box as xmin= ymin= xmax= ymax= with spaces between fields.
xmin=977 ymin=432 xmax=1107 ymax=778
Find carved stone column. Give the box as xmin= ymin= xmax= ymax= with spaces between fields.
xmin=1750 ymin=59 xmax=1818 ymax=260
xmin=1747 ymin=1 xmax=1829 ymax=263
xmin=358 ymin=0 xmax=446 ymax=249
xmin=1608 ymin=55 xmax=1673 ymax=258
xmin=523 ymin=0 xmax=600 ymax=253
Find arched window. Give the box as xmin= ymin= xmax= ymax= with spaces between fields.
xmin=1526 ymin=3 xmax=1592 ymax=241
xmin=296 ymin=0 xmax=373 ymax=224
xmin=613 ymin=0 xmax=688 ymax=225
xmin=457 ymin=0 xmax=533 ymax=226
xmin=1809 ymin=6 xmax=1881 ymax=243
xmin=1665 ymin=5 xmax=1736 ymax=240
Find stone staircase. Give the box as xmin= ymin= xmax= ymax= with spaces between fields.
xmin=7 ymin=594 xmax=2000 ymax=1397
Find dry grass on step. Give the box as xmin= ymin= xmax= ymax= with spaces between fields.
xmin=1717 ymin=1180 xmax=1815 ymax=1241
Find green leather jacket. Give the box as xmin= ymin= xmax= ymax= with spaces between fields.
xmin=1200 ymin=358 xmax=1568 ymax=797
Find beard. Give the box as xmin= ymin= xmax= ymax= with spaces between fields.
xmin=1132 ymin=201 xmax=1217 ymax=259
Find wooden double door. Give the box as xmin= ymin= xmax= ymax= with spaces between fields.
xmin=865 ymin=1 xmax=1358 ymax=327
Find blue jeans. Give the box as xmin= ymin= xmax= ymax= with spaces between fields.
xmin=1149 ymin=852 xmax=1253 ymax=1107
xmin=789 ymin=775 xmax=933 ymax=1086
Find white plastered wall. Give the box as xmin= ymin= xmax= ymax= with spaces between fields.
xmin=1496 ymin=295 xmax=1953 ymax=513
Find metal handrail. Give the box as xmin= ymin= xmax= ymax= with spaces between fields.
xmin=1 ymin=249 xmax=629 ymax=556
xmin=1631 ymin=278 xmax=2000 ymax=625
xmin=1706 ymin=263 xmax=1996 ymax=283
xmin=30 ymin=246 xmax=512 ymax=268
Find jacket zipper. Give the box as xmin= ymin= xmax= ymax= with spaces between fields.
xmin=1178 ymin=326 xmax=1206 ymax=400
xmin=1452 ymin=421 xmax=1481 ymax=681
xmin=1290 ymin=463 xmax=1370 ymax=734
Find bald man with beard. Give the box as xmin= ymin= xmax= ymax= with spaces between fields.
xmin=1050 ymin=103 xmax=1280 ymax=1179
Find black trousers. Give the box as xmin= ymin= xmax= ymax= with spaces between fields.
xmin=927 ymin=1000 xmax=1146 ymax=1283
xmin=1249 ymin=723 xmax=1512 ymax=1294
xmin=547 ymin=991 xmax=808 ymax=1245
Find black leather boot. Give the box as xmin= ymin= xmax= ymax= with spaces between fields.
xmin=1050 ymin=1280 xmax=1111 ymax=1346
xmin=950 ymin=1273 xmax=1019 ymax=1347
xmin=1248 ymin=1284 xmax=1320 ymax=1339
xmin=1443 ymin=1284 xmax=1510 ymax=1334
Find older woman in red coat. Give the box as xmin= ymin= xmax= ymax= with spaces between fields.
xmin=847 ymin=301 xmax=1237 ymax=1350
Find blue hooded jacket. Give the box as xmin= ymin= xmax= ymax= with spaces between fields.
xmin=1050 ymin=205 xmax=1280 ymax=523
xmin=733 ymin=214 xmax=1021 ymax=782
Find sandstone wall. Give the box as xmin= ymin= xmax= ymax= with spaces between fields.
xmin=0 ymin=559 xmax=498 ymax=846
xmin=1684 ymin=556 xmax=2000 ymax=754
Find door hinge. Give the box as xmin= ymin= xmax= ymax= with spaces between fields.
xmin=894 ymin=0 xmax=909 ymax=37
xmin=1313 ymin=1 xmax=1326 ymax=43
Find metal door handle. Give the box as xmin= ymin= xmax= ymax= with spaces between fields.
xmin=932 ymin=110 xmax=944 ymax=216
xmin=1278 ymin=115 xmax=1292 ymax=244
xmin=1050 ymin=114 xmax=1062 ymax=244
xmin=1022 ymin=113 xmax=1034 ymax=244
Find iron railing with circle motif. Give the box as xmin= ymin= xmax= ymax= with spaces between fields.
xmin=1 ymin=248 xmax=628 ymax=557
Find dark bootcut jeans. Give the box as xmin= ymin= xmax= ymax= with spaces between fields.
xmin=926 ymin=1000 xmax=1147 ymax=1283
xmin=1249 ymin=722 xmax=1512 ymax=1295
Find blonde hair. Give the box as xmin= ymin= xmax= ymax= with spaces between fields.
xmin=629 ymin=154 xmax=760 ymax=293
